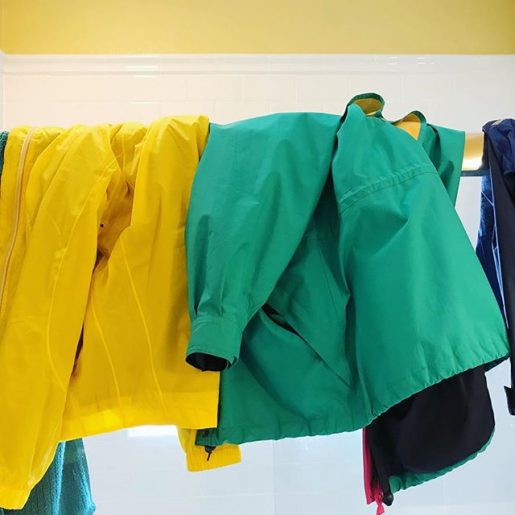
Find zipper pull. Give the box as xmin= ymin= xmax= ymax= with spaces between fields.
xmin=205 ymin=445 xmax=216 ymax=461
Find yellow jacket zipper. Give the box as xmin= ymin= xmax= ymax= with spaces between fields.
xmin=0 ymin=129 xmax=34 ymax=306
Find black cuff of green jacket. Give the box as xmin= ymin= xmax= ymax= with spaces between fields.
xmin=186 ymin=317 xmax=242 ymax=371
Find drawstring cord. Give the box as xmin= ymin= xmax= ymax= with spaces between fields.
xmin=205 ymin=445 xmax=216 ymax=462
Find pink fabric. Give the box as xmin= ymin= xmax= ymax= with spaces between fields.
xmin=363 ymin=428 xmax=385 ymax=515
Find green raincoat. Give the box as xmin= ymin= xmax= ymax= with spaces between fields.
xmin=186 ymin=95 xmax=508 ymax=486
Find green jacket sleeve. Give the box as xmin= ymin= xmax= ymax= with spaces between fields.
xmin=338 ymin=167 xmax=509 ymax=411
xmin=186 ymin=113 xmax=341 ymax=371
xmin=331 ymin=104 xmax=509 ymax=408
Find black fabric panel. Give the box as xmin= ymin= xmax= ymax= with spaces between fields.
xmin=367 ymin=366 xmax=494 ymax=496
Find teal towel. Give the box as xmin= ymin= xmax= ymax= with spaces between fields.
xmin=2 ymin=441 xmax=95 ymax=515
xmin=0 ymin=131 xmax=8 ymax=174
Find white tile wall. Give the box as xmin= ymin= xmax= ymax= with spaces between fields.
xmin=1 ymin=54 xmax=515 ymax=515
xmin=3 ymin=55 xmax=514 ymax=135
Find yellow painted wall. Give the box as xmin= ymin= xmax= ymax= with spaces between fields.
xmin=1 ymin=0 xmax=514 ymax=54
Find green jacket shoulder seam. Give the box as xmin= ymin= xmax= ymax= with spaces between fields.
xmin=338 ymin=165 xmax=437 ymax=214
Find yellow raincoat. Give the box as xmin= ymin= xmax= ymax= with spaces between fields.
xmin=0 ymin=117 xmax=239 ymax=509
